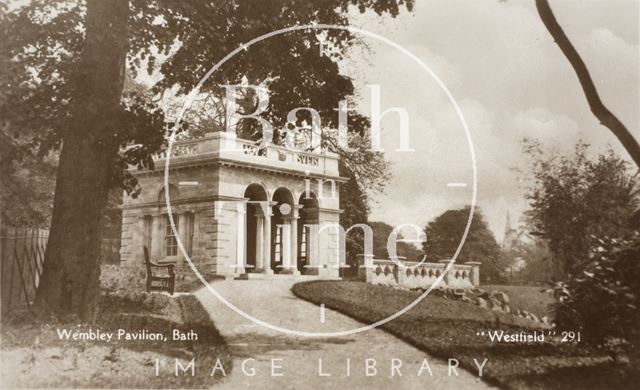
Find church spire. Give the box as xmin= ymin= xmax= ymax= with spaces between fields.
xmin=505 ymin=208 xmax=513 ymax=235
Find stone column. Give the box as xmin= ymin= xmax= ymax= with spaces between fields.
xmin=303 ymin=224 xmax=320 ymax=274
xmin=280 ymin=220 xmax=291 ymax=272
xmin=151 ymin=215 xmax=163 ymax=259
xmin=235 ymin=202 xmax=246 ymax=274
xmin=280 ymin=218 xmax=300 ymax=276
xmin=316 ymin=209 xmax=342 ymax=278
xmin=263 ymin=205 xmax=273 ymax=275
xmin=290 ymin=215 xmax=299 ymax=273
xmin=254 ymin=212 xmax=265 ymax=272
xmin=465 ymin=262 xmax=481 ymax=286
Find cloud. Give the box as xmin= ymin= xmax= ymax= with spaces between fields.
xmin=343 ymin=0 xmax=638 ymax=241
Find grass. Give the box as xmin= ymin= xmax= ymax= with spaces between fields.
xmin=482 ymin=285 xmax=555 ymax=319
xmin=292 ymin=280 xmax=638 ymax=390
xmin=0 ymin=292 xmax=232 ymax=389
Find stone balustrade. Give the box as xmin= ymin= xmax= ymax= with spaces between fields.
xmin=153 ymin=141 xmax=199 ymax=160
xmin=150 ymin=132 xmax=339 ymax=177
xmin=357 ymin=255 xmax=480 ymax=289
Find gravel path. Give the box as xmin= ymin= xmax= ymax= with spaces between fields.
xmin=195 ymin=279 xmax=494 ymax=390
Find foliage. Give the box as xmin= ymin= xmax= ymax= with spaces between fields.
xmin=514 ymin=243 xmax=554 ymax=284
xmin=554 ymin=233 xmax=640 ymax=357
xmin=293 ymin=280 xmax=626 ymax=390
xmin=369 ymin=221 xmax=423 ymax=260
xmin=99 ymin=262 xmax=147 ymax=302
xmin=324 ymin=130 xmax=391 ymax=195
xmin=2 ymin=0 xmax=413 ymax=316
xmin=1 ymin=1 xmax=168 ymax=198
xmin=1 ymin=0 xmax=411 ymax=196
xmin=339 ymin=162 xmax=368 ymax=272
xmin=424 ymin=206 xmax=507 ymax=283
xmin=524 ymin=140 xmax=639 ymax=278
xmin=502 ymin=236 xmax=554 ymax=285
xmin=525 ymin=141 xmax=640 ymax=361
xmin=0 ymin=133 xmax=56 ymax=227
xmin=0 ymin=0 xmax=411 ymax=212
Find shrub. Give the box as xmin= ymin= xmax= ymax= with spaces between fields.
xmin=524 ymin=141 xmax=639 ymax=280
xmin=554 ymin=233 xmax=640 ymax=362
xmin=100 ymin=261 xmax=147 ymax=301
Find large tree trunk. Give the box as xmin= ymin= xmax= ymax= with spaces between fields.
xmin=35 ymin=0 xmax=129 ymax=321
xmin=536 ymin=0 xmax=640 ymax=168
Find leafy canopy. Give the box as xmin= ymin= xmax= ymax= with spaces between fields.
xmin=524 ymin=140 xmax=639 ymax=277
xmin=424 ymin=206 xmax=506 ymax=283
xmin=1 ymin=0 xmax=413 ymax=197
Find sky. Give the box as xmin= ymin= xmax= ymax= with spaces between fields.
xmin=133 ymin=0 xmax=639 ymax=242
xmin=342 ymin=0 xmax=640 ymax=241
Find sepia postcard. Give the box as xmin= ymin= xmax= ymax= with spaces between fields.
xmin=1 ymin=0 xmax=639 ymax=389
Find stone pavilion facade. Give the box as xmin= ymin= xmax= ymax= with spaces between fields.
xmin=119 ymin=131 xmax=345 ymax=279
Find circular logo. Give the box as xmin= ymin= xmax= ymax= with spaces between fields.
xmin=164 ymin=24 xmax=477 ymax=337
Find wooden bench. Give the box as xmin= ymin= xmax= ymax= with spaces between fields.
xmin=143 ymin=246 xmax=175 ymax=295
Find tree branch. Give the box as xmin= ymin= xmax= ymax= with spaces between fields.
xmin=535 ymin=0 xmax=640 ymax=168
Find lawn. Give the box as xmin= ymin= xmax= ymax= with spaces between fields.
xmin=482 ymin=284 xmax=555 ymax=319
xmin=0 ymin=293 xmax=232 ymax=388
xmin=292 ymin=280 xmax=638 ymax=390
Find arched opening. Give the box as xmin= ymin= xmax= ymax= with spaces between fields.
xmin=298 ymin=192 xmax=319 ymax=274
xmin=243 ymin=184 xmax=268 ymax=272
xmin=271 ymin=187 xmax=295 ymax=274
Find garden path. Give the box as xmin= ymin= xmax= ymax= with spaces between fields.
xmin=195 ymin=279 xmax=494 ymax=390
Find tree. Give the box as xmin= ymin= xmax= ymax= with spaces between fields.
xmin=369 ymin=221 xmax=423 ymax=261
xmin=533 ymin=2 xmax=640 ymax=366
xmin=339 ymin=163 xmax=369 ymax=277
xmin=554 ymin=234 xmax=640 ymax=365
xmin=524 ymin=140 xmax=639 ymax=278
xmin=0 ymin=132 xmax=56 ymax=228
xmin=511 ymin=239 xmax=553 ymax=284
xmin=535 ymin=0 xmax=640 ymax=168
xmin=1 ymin=0 xmax=413 ymax=319
xmin=423 ymin=206 xmax=506 ymax=284
xmin=15 ymin=0 xmax=133 ymax=320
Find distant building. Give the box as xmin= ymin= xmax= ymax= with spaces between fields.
xmin=502 ymin=209 xmax=519 ymax=251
